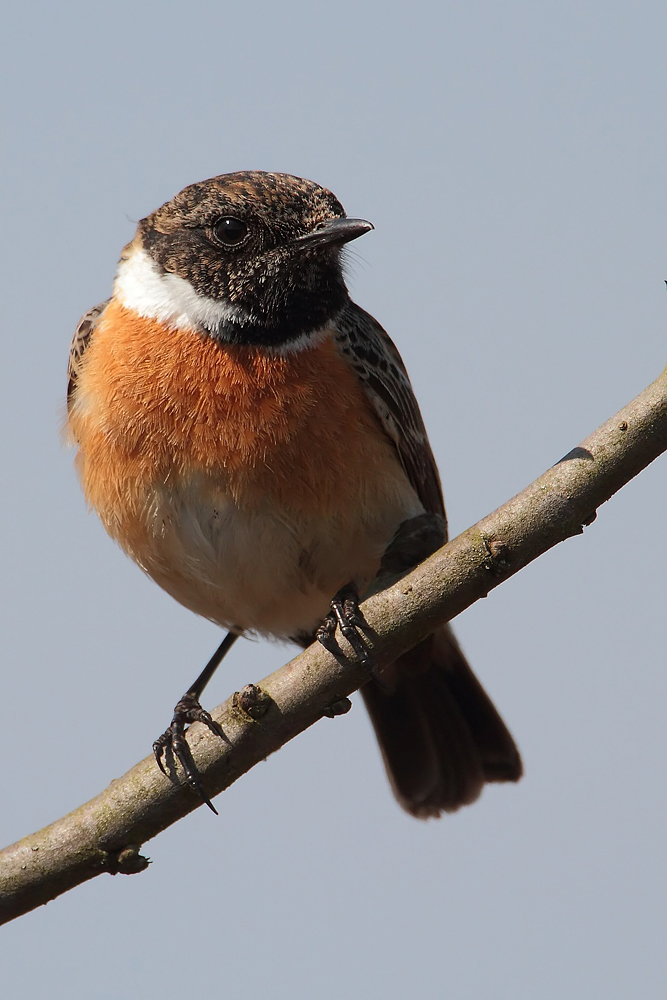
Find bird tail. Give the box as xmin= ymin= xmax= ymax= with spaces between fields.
xmin=360 ymin=624 xmax=522 ymax=818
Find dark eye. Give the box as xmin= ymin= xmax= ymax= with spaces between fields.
xmin=213 ymin=216 xmax=249 ymax=246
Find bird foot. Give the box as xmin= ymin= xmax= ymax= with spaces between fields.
xmin=153 ymin=693 xmax=226 ymax=814
xmin=316 ymin=586 xmax=380 ymax=681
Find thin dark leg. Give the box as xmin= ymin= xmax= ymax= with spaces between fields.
xmin=153 ymin=631 xmax=239 ymax=814
xmin=186 ymin=631 xmax=239 ymax=701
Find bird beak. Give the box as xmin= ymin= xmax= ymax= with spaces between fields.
xmin=294 ymin=217 xmax=374 ymax=249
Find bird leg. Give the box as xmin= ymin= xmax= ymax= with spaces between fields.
xmin=153 ymin=631 xmax=238 ymax=814
xmin=315 ymin=517 xmax=447 ymax=686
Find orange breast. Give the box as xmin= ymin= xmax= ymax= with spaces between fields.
xmin=67 ymin=300 xmax=424 ymax=634
xmin=69 ymin=300 xmax=403 ymax=525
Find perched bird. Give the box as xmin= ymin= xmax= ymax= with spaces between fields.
xmin=66 ymin=171 xmax=522 ymax=817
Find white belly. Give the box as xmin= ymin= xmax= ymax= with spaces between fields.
xmin=132 ymin=474 xmax=423 ymax=638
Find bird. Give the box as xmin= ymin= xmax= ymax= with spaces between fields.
xmin=66 ymin=170 xmax=522 ymax=818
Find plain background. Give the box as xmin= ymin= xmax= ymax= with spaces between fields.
xmin=1 ymin=2 xmax=666 ymax=997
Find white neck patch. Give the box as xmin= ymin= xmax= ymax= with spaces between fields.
xmin=114 ymin=246 xmax=253 ymax=333
xmin=113 ymin=244 xmax=336 ymax=355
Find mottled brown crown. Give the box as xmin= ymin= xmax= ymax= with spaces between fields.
xmin=146 ymin=171 xmax=345 ymax=239
xmin=137 ymin=171 xmax=365 ymax=348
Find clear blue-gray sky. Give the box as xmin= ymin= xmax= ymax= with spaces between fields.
xmin=1 ymin=2 xmax=666 ymax=997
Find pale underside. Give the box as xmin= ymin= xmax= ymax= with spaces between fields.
xmin=119 ymin=468 xmax=422 ymax=638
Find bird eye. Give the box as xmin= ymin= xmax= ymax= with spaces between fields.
xmin=213 ymin=216 xmax=249 ymax=246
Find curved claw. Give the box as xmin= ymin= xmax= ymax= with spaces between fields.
xmin=153 ymin=736 xmax=170 ymax=776
xmin=152 ymin=695 xmax=226 ymax=814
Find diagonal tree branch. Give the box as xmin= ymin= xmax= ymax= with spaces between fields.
xmin=1 ymin=365 xmax=666 ymax=925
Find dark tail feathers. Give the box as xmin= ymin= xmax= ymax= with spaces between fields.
xmin=361 ymin=625 xmax=522 ymax=818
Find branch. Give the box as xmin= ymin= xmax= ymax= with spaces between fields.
xmin=2 ymin=366 xmax=667 ymax=925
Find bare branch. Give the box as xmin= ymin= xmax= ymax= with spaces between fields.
xmin=2 ymin=365 xmax=666 ymax=925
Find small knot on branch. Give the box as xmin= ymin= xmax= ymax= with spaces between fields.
xmin=322 ymin=697 xmax=352 ymax=718
xmin=104 ymin=844 xmax=150 ymax=876
xmin=233 ymin=684 xmax=271 ymax=720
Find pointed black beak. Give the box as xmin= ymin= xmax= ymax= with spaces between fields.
xmin=295 ymin=217 xmax=374 ymax=249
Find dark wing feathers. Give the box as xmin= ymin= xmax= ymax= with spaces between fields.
xmin=335 ymin=301 xmax=446 ymax=525
xmin=336 ymin=302 xmax=522 ymax=817
xmin=67 ymin=299 xmax=110 ymax=410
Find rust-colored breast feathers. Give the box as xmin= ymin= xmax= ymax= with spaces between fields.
xmin=68 ymin=301 xmax=401 ymax=524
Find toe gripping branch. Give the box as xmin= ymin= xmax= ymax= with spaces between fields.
xmin=153 ymin=632 xmax=237 ymax=814
xmin=153 ymin=694 xmax=227 ymax=814
xmin=315 ymin=515 xmax=447 ymax=684
xmin=316 ymin=585 xmax=378 ymax=677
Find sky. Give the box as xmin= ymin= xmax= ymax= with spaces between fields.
xmin=1 ymin=1 xmax=666 ymax=997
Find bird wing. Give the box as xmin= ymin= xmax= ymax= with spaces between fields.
xmin=67 ymin=299 xmax=110 ymax=409
xmin=334 ymin=301 xmax=446 ymax=527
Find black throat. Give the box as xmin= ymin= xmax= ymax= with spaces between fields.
xmin=205 ymin=270 xmax=350 ymax=349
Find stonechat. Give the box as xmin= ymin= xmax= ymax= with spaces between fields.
xmin=66 ymin=171 xmax=522 ymax=817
